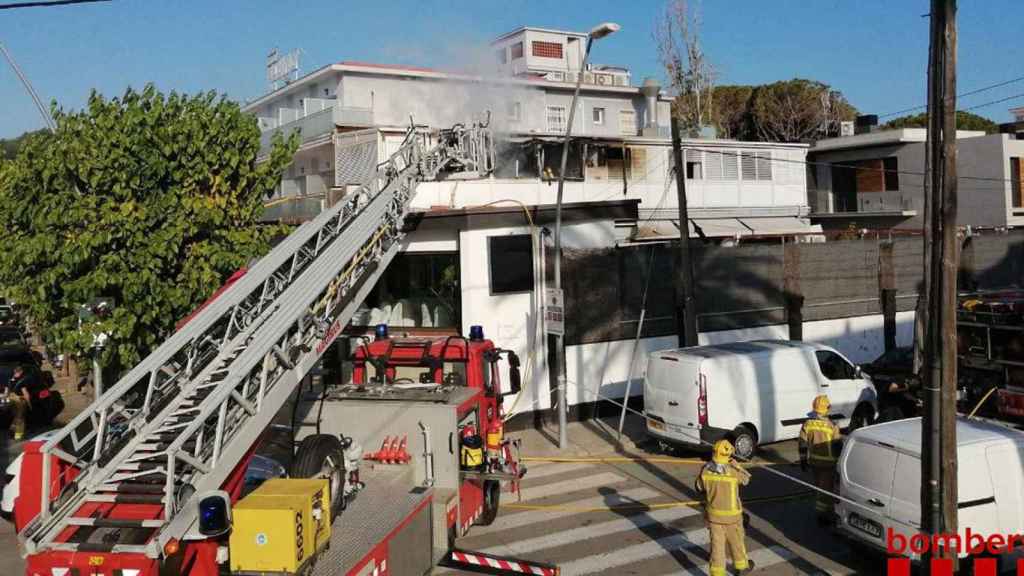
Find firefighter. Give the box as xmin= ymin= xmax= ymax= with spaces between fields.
xmin=695 ymin=439 xmax=754 ymax=576
xmin=6 ymin=365 xmax=32 ymax=440
xmin=799 ymin=394 xmax=842 ymax=525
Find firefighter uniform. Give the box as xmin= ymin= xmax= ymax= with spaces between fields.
xmin=695 ymin=440 xmax=753 ymax=576
xmin=7 ymin=367 xmax=31 ymax=441
xmin=799 ymin=395 xmax=841 ymax=523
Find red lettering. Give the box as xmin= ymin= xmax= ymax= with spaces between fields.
xmin=933 ymin=533 xmax=961 ymax=556
xmin=887 ymin=528 xmax=907 ymax=554
xmin=986 ymin=533 xmax=1005 ymax=555
xmin=966 ymin=528 xmax=987 ymax=555
xmin=909 ymin=533 xmax=929 ymax=555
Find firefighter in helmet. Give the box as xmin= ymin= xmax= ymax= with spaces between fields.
xmin=799 ymin=394 xmax=842 ymax=525
xmin=695 ymin=439 xmax=753 ymax=576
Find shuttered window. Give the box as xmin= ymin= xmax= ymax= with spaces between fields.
xmin=619 ymin=110 xmax=637 ymax=136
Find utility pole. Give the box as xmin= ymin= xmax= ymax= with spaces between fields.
xmin=921 ymin=0 xmax=959 ymax=572
xmin=670 ymin=116 xmax=698 ymax=347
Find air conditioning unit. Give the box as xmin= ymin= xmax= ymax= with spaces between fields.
xmin=566 ymin=72 xmax=578 ymax=83
xmin=595 ymin=74 xmax=611 ymax=85
xmin=545 ymin=71 xmax=565 ymax=82
xmin=840 ymin=121 xmax=855 ymax=137
xmin=613 ymin=76 xmax=628 ymax=87
xmin=583 ymin=72 xmax=594 ymax=84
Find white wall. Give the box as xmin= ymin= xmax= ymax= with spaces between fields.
xmin=563 ymin=311 xmax=915 ymax=409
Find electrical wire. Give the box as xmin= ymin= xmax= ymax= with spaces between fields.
xmin=879 ymin=75 xmax=1024 ymax=118
xmin=0 ymin=0 xmax=109 ymax=8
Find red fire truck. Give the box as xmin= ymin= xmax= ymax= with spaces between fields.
xmin=957 ymin=291 xmax=1024 ymax=419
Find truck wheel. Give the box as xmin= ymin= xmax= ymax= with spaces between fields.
xmin=291 ymin=434 xmax=346 ymax=518
xmin=729 ymin=426 xmax=757 ymax=461
xmin=476 ymin=480 xmax=500 ymax=527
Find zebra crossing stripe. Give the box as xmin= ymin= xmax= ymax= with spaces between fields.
xmin=516 ymin=472 xmax=626 ymax=501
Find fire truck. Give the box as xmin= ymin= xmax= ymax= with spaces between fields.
xmin=957 ymin=290 xmax=1024 ymax=419
xmin=12 ymin=117 xmax=556 ymax=575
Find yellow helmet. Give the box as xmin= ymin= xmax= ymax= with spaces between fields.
xmin=813 ymin=394 xmax=831 ymax=415
xmin=712 ymin=439 xmax=734 ymax=464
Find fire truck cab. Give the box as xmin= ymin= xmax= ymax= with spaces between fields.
xmin=269 ymin=324 xmax=526 ymax=575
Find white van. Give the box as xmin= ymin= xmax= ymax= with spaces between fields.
xmin=838 ymin=417 xmax=1024 ymax=562
xmin=644 ymin=340 xmax=877 ymax=459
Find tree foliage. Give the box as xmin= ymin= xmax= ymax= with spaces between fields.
xmin=883 ymin=110 xmax=999 ymax=133
xmin=0 ymin=129 xmax=44 ymax=161
xmin=701 ymin=80 xmax=858 ymax=143
xmin=0 ymin=85 xmax=296 ymax=370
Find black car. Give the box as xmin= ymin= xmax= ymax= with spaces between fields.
xmin=0 ymin=345 xmax=63 ymax=431
xmin=860 ymin=346 xmax=919 ymax=420
xmin=0 ymin=326 xmax=26 ymax=347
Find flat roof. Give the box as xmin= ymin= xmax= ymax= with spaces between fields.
xmin=491 ymin=26 xmax=588 ymax=44
xmin=811 ymin=128 xmax=988 ymax=153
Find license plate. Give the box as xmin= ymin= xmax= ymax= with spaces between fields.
xmin=648 ymin=419 xmax=665 ymax=431
xmin=848 ymin=512 xmax=883 ymax=539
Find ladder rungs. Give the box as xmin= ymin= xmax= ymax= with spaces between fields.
xmin=66 ymin=517 xmax=165 ymax=529
xmin=86 ymin=494 xmax=165 ymax=504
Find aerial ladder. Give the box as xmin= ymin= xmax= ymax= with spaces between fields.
xmin=18 ymin=118 xmax=497 ymax=567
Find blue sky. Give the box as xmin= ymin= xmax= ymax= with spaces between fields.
xmin=1 ymin=0 xmax=1021 ymax=139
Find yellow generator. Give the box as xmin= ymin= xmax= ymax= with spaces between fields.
xmin=229 ymin=478 xmax=332 ymax=574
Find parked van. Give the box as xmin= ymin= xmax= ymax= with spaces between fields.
xmin=837 ymin=417 xmax=1024 ymax=563
xmin=644 ymin=340 xmax=877 ymax=459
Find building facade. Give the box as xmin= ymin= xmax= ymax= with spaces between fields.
xmin=241 ymin=27 xmax=855 ymax=420
xmin=808 ymin=127 xmax=1024 ymax=231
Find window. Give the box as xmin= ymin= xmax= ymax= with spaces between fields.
xmin=593 ymin=107 xmax=605 ymax=125
xmin=541 ymin=141 xmax=583 ymax=180
xmin=489 ymin=235 xmax=534 ymax=294
xmin=511 ymin=42 xmax=524 ymax=59
xmin=507 ymin=101 xmax=521 ymax=123
xmin=883 ymin=157 xmax=899 ymax=191
xmin=532 ymin=41 xmax=563 ymax=59
xmin=496 ymin=48 xmax=507 ymax=65
xmin=686 ymin=161 xmax=703 ymax=180
xmin=722 ymin=151 xmax=739 ymax=179
xmin=1011 ymin=157 xmax=1023 ymax=208
xmin=546 ymin=105 xmax=566 ymax=133
xmin=815 ymin=350 xmax=857 ymax=380
xmin=619 ymin=110 xmax=637 ymax=135
xmin=354 ymin=253 xmax=460 ymax=328
xmin=605 ymin=146 xmax=628 ymax=181
xmin=740 ymin=151 xmax=773 ymax=181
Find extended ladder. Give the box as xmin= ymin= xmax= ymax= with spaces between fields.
xmin=22 ymin=118 xmax=494 ymax=558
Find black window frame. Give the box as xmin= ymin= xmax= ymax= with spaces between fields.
xmin=488 ymin=234 xmax=535 ymax=295
xmin=815 ymin=350 xmax=857 ymax=381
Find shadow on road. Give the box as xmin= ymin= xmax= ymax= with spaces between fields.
xmin=597 ymin=485 xmax=705 ymax=573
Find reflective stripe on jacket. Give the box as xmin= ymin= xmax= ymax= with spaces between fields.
xmin=695 ymin=461 xmax=751 ymax=524
xmin=799 ymin=416 xmax=841 ymax=464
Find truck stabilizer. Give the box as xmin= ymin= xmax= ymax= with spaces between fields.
xmin=443 ymin=548 xmax=559 ymax=576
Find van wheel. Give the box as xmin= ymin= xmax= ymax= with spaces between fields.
xmin=291 ymin=434 xmax=346 ymax=518
xmin=729 ymin=426 xmax=757 ymax=461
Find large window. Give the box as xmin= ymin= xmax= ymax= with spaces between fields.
xmin=532 ymin=41 xmax=563 ymax=59
xmin=540 ymin=141 xmax=583 ymax=180
xmin=489 ymin=235 xmax=534 ymax=294
xmin=740 ymin=151 xmax=773 ymax=181
xmin=511 ymin=42 xmax=524 ymax=59
xmin=593 ymin=107 xmax=605 ymax=125
xmin=354 ymin=253 xmax=460 ymax=329
xmin=546 ymin=105 xmax=566 ymax=133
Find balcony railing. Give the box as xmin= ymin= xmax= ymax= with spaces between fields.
xmin=810 ymin=189 xmax=917 ymax=214
xmin=259 ymin=105 xmax=374 ymax=155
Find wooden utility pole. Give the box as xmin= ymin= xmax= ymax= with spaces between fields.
xmin=921 ymin=0 xmax=959 ymax=571
xmin=671 ymin=115 xmax=698 ymax=347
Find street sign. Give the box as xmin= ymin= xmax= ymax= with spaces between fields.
xmin=544 ymin=288 xmax=564 ymax=336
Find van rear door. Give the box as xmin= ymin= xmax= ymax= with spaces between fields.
xmin=644 ymin=352 xmax=702 ymax=445
xmin=839 ymin=436 xmax=898 ymax=547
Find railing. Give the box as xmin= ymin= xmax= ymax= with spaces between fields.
xmin=809 ymin=190 xmax=916 ymax=214
xmin=259 ymin=105 xmax=374 ymax=154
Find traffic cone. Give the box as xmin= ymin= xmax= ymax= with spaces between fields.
xmin=395 ymin=435 xmax=409 ymax=463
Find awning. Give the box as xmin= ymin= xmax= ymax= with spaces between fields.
xmin=630 ymin=217 xmax=822 ymax=241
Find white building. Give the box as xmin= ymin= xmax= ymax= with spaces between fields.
xmin=241 ymin=27 xmax=845 ymax=420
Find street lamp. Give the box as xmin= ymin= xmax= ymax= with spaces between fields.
xmin=553 ymin=22 xmax=620 ymax=450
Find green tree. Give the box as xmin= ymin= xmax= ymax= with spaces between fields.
xmin=0 ymin=129 xmax=45 ymax=161
xmin=0 ymin=85 xmax=296 ymax=370
xmin=883 ymin=110 xmax=998 ymax=133
xmin=750 ymin=79 xmax=858 ymax=143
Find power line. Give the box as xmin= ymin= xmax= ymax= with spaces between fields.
xmin=879 ymin=74 xmax=1024 ymax=118
xmin=0 ymin=0 xmax=108 ymax=8
xmin=959 ymin=91 xmax=1024 ymax=114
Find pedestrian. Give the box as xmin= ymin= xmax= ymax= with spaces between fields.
xmin=6 ymin=365 xmax=32 ymax=440
xmin=695 ymin=439 xmax=754 ymax=576
xmin=799 ymin=394 xmax=842 ymax=525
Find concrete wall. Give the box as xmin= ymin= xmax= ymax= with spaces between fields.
xmin=959 ymin=134 xmax=1011 ymax=228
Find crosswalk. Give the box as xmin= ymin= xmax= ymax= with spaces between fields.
xmin=437 ymin=461 xmax=806 ymax=576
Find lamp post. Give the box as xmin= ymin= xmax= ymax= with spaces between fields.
xmin=553 ymin=22 xmax=620 ymax=450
